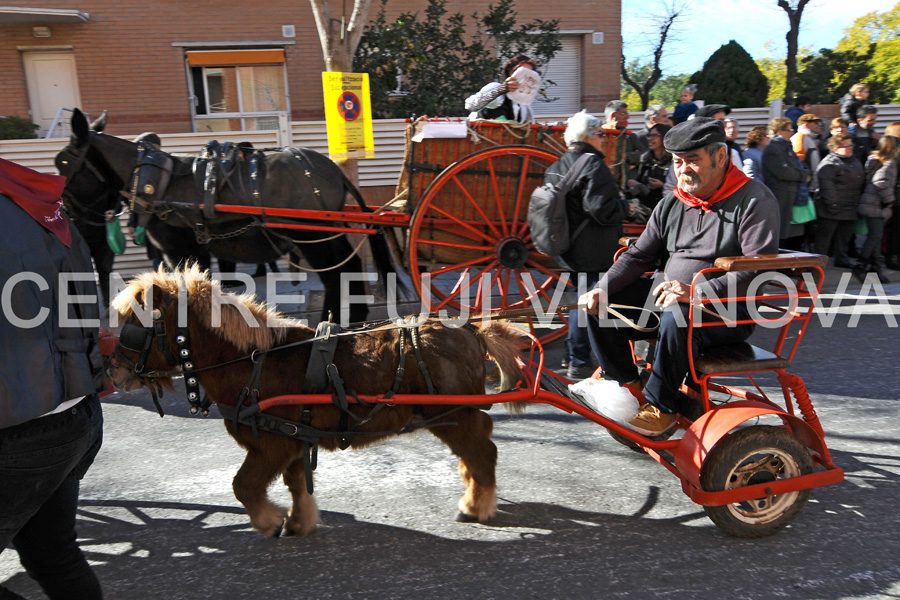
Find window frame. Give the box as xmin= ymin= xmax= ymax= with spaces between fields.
xmin=185 ymin=50 xmax=291 ymax=133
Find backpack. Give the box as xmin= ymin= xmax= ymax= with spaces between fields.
xmin=527 ymin=153 xmax=594 ymax=257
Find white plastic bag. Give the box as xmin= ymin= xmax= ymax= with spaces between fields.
xmin=411 ymin=120 xmax=468 ymax=142
xmin=568 ymin=378 xmax=640 ymax=423
xmin=506 ymin=66 xmax=541 ymax=106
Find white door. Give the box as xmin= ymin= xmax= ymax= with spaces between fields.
xmin=23 ymin=52 xmax=82 ymax=137
xmin=532 ymin=36 xmax=582 ymax=117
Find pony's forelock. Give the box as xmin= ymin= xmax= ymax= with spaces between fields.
xmin=110 ymin=265 xmax=300 ymax=352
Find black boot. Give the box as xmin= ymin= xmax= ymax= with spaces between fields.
xmin=887 ymin=255 xmax=900 ymax=270
xmin=871 ymin=262 xmax=891 ymax=284
xmin=852 ymin=263 xmax=869 ymax=284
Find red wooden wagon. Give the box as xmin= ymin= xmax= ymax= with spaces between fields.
xmin=104 ymin=119 xmax=843 ymax=538
xmin=194 ymin=118 xmax=642 ymax=343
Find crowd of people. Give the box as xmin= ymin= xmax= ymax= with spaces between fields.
xmin=472 ymin=66 xmax=897 ymax=433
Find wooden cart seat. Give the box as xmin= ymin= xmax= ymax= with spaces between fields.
xmin=695 ymin=342 xmax=790 ymax=375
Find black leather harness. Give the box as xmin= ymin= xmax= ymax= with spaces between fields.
xmin=114 ymin=309 xmax=486 ymax=495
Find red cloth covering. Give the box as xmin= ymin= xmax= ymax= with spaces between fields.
xmin=673 ymin=162 xmax=750 ymax=213
xmin=0 ymin=157 xmax=70 ymax=247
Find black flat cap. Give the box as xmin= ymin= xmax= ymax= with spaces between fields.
xmin=664 ymin=117 xmax=726 ymax=153
xmin=693 ymin=104 xmax=732 ymax=118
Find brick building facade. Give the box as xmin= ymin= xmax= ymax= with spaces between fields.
xmin=1 ymin=1 xmax=621 ymax=136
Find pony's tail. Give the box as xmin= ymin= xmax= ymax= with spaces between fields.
xmin=475 ymin=321 xmax=529 ymax=414
xmin=339 ymin=171 xmax=405 ymax=293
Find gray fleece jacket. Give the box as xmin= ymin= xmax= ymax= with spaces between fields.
xmin=598 ymin=178 xmax=780 ymax=299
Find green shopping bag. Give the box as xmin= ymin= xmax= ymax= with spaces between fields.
xmin=106 ymin=218 xmax=126 ymax=255
xmin=791 ymin=200 xmax=816 ymax=225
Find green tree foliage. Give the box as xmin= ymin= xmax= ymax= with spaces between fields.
xmin=836 ymin=4 xmax=900 ymax=102
xmin=790 ymin=4 xmax=900 ymax=104
xmin=355 ymin=0 xmax=561 ymax=119
xmin=794 ymin=46 xmax=879 ymax=103
xmin=688 ymin=41 xmax=769 ymax=108
xmin=0 ymin=116 xmax=39 ymax=140
xmin=621 ymin=62 xmax=689 ymax=111
xmin=755 ymin=41 xmax=813 ymax=104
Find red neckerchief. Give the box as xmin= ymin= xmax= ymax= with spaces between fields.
xmin=673 ymin=162 xmax=750 ymax=213
xmin=0 ymin=157 xmax=71 ymax=247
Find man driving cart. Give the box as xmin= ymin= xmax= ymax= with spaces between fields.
xmin=578 ymin=118 xmax=781 ymax=437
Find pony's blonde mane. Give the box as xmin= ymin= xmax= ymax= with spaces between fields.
xmin=110 ymin=265 xmax=302 ymax=352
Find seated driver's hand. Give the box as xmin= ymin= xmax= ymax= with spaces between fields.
xmin=653 ymin=279 xmax=690 ymax=308
xmin=578 ymin=287 xmax=608 ymax=317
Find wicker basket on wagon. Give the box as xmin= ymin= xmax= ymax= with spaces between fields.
xmin=395 ymin=117 xmax=629 ymax=269
xmin=396 ymin=118 xmax=565 ymax=266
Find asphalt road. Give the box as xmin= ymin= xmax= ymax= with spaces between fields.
xmin=2 ymin=267 xmax=899 ymax=600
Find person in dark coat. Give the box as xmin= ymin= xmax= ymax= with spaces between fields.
xmin=840 ymin=83 xmax=870 ymax=125
xmin=814 ymin=133 xmax=866 ymax=267
xmin=762 ymin=117 xmax=810 ymax=249
xmin=626 ymin=123 xmax=672 ymax=211
xmin=854 ymin=135 xmax=899 ymax=284
xmin=785 ymin=95 xmax=812 ymax=128
xmin=634 ymin=104 xmax=669 ymax=150
xmin=850 ymin=105 xmax=880 ymax=165
xmin=543 ymin=110 xmax=627 ymax=380
xmin=0 ymin=157 xmax=105 ymax=599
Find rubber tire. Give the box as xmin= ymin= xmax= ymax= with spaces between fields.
xmin=699 ymin=425 xmax=813 ymax=538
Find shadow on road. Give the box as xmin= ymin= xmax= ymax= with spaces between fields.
xmin=4 ymin=442 xmax=900 ymax=600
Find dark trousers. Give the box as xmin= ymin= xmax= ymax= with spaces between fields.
xmin=886 ymin=210 xmax=900 ymax=259
xmin=567 ymin=272 xmax=600 ymax=369
xmin=0 ymin=395 xmax=103 ymax=600
xmin=860 ymin=216 xmax=887 ymax=266
xmin=815 ymin=218 xmax=855 ymax=264
xmin=586 ymin=278 xmax=754 ymax=414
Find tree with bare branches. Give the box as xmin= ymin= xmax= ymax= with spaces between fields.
xmin=778 ymin=0 xmax=812 ymax=101
xmin=308 ymin=0 xmax=373 ymax=182
xmin=309 ymin=0 xmax=373 ymax=72
xmin=620 ymin=2 xmax=686 ymax=110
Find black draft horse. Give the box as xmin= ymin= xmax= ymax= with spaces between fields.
xmin=57 ymin=108 xmax=397 ymax=323
xmin=54 ymin=136 xmax=125 ymax=310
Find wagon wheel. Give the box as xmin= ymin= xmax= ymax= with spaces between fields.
xmin=407 ymin=145 xmax=571 ymax=344
xmin=699 ymin=425 xmax=814 ymax=538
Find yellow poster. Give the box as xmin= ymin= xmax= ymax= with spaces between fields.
xmin=322 ymin=72 xmax=374 ymax=160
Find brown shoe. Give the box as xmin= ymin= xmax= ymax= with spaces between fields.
xmin=627 ymin=403 xmax=677 ymax=436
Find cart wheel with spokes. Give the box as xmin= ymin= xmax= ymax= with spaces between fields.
xmin=407 ymin=145 xmax=572 ymax=344
xmin=699 ymin=425 xmax=813 ymax=538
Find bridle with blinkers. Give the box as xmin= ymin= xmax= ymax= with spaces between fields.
xmin=114 ymin=293 xmax=209 ymax=417
xmin=57 ymin=131 xmax=123 ymax=226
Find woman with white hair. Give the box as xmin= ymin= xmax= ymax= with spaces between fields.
xmin=542 ymin=110 xmax=627 ymax=380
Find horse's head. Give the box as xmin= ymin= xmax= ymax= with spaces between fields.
xmin=108 ymin=268 xmax=188 ymax=394
xmin=55 ymin=109 xmax=124 ymax=220
xmin=109 ymin=266 xmax=297 ymax=407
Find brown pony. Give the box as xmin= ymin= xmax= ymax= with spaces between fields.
xmin=109 ymin=266 xmax=525 ymax=537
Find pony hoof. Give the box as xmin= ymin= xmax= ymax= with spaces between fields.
xmin=270 ymin=519 xmax=285 ymax=538
xmin=455 ymin=511 xmax=479 ymax=523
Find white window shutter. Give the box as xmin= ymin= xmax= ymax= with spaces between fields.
xmin=532 ymin=35 xmax=582 ymax=116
